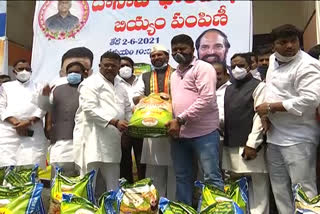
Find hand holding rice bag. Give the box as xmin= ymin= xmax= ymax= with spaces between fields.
xmin=128 ymin=93 xmax=173 ymax=138
xmin=294 ymin=184 xmax=320 ymax=214
xmin=159 ymin=197 xmax=197 ymax=214
xmin=195 ymin=181 xmax=244 ymax=214
xmin=0 ymin=183 xmax=44 ymax=214
xmin=49 ymin=169 xmax=95 ymax=214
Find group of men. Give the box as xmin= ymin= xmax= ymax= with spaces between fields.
xmin=1 ymin=24 xmax=320 ymax=214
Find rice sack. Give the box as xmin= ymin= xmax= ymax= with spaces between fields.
xmin=0 ymin=168 xmax=5 ymax=185
xmin=60 ymin=194 xmax=105 ymax=214
xmin=119 ymin=178 xmax=159 ymax=213
xmin=128 ymin=93 xmax=172 ymax=138
xmin=224 ymin=177 xmax=249 ymax=213
xmin=294 ymin=183 xmax=320 ymax=214
xmin=196 ymin=181 xmax=244 ymax=214
xmin=49 ymin=169 xmax=95 ymax=214
xmin=0 ymin=183 xmax=44 ymax=214
xmin=159 ymin=197 xmax=197 ymax=214
xmin=2 ymin=165 xmax=38 ymax=187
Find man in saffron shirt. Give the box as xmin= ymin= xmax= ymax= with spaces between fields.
xmin=166 ymin=34 xmax=224 ymax=205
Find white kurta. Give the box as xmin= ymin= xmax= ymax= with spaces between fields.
xmin=222 ymin=82 xmax=268 ymax=173
xmin=73 ymin=73 xmax=131 ymax=174
xmin=0 ymin=80 xmax=48 ymax=168
xmin=141 ymin=137 xmax=173 ymax=166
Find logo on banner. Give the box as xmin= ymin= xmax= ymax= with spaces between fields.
xmin=38 ymin=1 xmax=89 ymax=40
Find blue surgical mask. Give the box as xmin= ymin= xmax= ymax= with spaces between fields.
xmin=67 ymin=72 xmax=82 ymax=85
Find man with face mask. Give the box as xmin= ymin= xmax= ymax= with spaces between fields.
xmin=0 ymin=59 xmax=48 ymax=169
xmin=118 ymin=56 xmax=146 ymax=183
xmin=38 ymin=62 xmax=86 ymax=177
xmin=247 ymin=52 xmax=262 ymax=81
xmin=256 ymin=48 xmax=273 ymax=81
xmin=166 ymin=34 xmax=223 ymax=205
xmin=133 ymin=44 xmax=176 ymax=199
xmin=223 ymin=53 xmax=269 ymax=214
xmin=256 ymin=24 xmax=320 ymax=214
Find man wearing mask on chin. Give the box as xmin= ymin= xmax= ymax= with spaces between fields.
xmin=256 ymin=47 xmax=273 ymax=82
xmin=118 ymin=56 xmax=146 ymax=183
xmin=133 ymin=44 xmax=176 ymax=199
xmin=0 ymin=59 xmax=48 ymax=169
xmin=256 ymin=24 xmax=320 ymax=214
xmin=223 ymin=53 xmax=269 ymax=214
xmin=166 ymin=34 xmax=223 ymax=205
xmin=38 ymin=62 xmax=86 ymax=177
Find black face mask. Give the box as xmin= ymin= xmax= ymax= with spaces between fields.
xmin=257 ymin=65 xmax=268 ymax=80
xmin=172 ymin=53 xmax=193 ymax=64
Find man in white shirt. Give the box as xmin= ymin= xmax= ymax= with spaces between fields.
xmin=0 ymin=59 xmax=48 ymax=169
xmin=213 ymin=62 xmax=231 ymax=132
xmin=118 ymin=56 xmax=146 ymax=183
xmin=256 ymin=24 xmax=320 ymax=214
xmin=133 ymin=44 xmax=176 ymax=199
xmin=248 ymin=52 xmax=262 ymax=81
xmin=73 ymin=51 xmax=131 ymax=193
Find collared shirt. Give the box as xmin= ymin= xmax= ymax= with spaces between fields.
xmin=45 ymin=12 xmax=79 ymax=32
xmin=250 ymin=69 xmax=262 ymax=81
xmin=73 ymin=72 xmax=132 ymax=173
xmin=0 ymin=80 xmax=48 ymax=168
xmin=171 ymin=58 xmax=219 ymax=138
xmin=118 ymin=75 xmax=139 ymax=109
xmin=265 ymin=50 xmax=320 ymax=146
xmin=216 ymin=80 xmax=231 ymax=127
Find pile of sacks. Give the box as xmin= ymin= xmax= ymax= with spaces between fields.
xmin=4 ymin=165 xmax=320 ymax=214
xmin=0 ymin=165 xmax=45 ymax=213
xmin=0 ymin=166 xmax=252 ymax=214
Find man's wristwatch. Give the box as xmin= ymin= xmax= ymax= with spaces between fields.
xmin=267 ymin=103 xmax=275 ymax=114
xmin=176 ymin=116 xmax=186 ymax=126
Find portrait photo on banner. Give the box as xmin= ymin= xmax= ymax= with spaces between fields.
xmin=38 ymin=1 xmax=89 ymax=40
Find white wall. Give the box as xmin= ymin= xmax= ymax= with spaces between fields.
xmin=253 ymin=1 xmax=315 ymax=34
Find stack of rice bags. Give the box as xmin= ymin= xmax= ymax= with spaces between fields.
xmin=0 ymin=165 xmax=45 ymax=213
xmin=49 ymin=168 xmax=95 ymax=214
xmin=160 ymin=177 xmax=249 ymax=214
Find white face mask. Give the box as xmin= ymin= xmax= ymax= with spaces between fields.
xmin=274 ymin=51 xmax=299 ymax=63
xmin=16 ymin=70 xmax=31 ymax=83
xmin=119 ymin=66 xmax=133 ymax=79
xmin=232 ymin=66 xmax=248 ymax=80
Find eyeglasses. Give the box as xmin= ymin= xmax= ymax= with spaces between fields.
xmin=15 ymin=67 xmax=32 ymax=72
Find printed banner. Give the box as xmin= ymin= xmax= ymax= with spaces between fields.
xmin=0 ymin=1 xmax=7 ymax=75
xmin=32 ymin=0 xmax=252 ymax=83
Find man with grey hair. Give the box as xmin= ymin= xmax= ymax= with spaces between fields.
xmin=45 ymin=1 xmax=79 ymax=32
